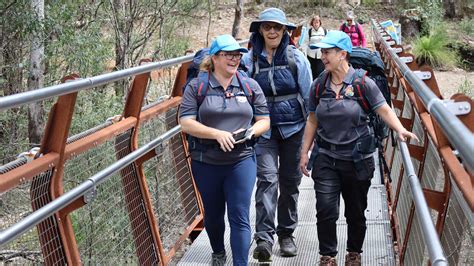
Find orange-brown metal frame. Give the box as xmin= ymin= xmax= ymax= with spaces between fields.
xmin=374 ymin=26 xmax=473 ymax=265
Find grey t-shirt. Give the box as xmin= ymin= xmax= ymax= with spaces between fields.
xmin=308 ymin=67 xmax=386 ymax=160
xmin=180 ymin=72 xmax=269 ymax=165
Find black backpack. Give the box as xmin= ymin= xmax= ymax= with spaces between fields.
xmin=184 ymin=48 xmax=210 ymax=91
xmin=349 ymin=47 xmax=391 ymax=139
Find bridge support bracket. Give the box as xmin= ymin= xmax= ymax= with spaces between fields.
xmin=442 ymin=100 xmax=471 ymax=116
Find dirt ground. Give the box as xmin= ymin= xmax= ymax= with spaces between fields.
xmin=189 ymin=5 xmax=473 ymax=100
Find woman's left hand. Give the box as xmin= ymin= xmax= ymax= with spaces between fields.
xmin=397 ymin=129 xmax=419 ymax=143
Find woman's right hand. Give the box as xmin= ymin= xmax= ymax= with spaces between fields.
xmin=214 ymin=130 xmax=235 ymax=152
xmin=299 ymin=152 xmax=310 ymax=177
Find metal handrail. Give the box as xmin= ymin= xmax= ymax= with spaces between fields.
xmin=370 ymin=19 xmax=474 ymax=174
xmin=399 ymin=140 xmax=448 ymax=265
xmin=0 ymin=125 xmax=181 ymax=247
xmin=0 ymin=40 xmax=249 ymax=112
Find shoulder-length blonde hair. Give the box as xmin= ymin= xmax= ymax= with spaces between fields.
xmin=199 ymin=56 xmax=214 ymax=72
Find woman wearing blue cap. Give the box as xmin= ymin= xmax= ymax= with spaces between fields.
xmin=299 ymin=31 xmax=418 ymax=265
xmin=241 ymin=7 xmax=312 ymax=262
xmin=179 ymin=34 xmax=270 ymax=265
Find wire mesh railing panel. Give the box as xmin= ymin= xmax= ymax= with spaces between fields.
xmin=143 ymin=69 xmax=177 ymax=106
xmin=0 ymin=169 xmax=66 ymax=265
xmin=384 ymin=136 xmax=395 ymax=168
xmin=67 ymin=129 xmax=158 ymax=265
xmin=441 ymin=179 xmax=474 ymax=265
xmin=69 ymin=89 xmax=125 ymax=137
xmin=411 ymin=112 xmax=426 ymax=147
xmin=140 ymin=117 xmax=201 ymax=253
xmin=401 ymin=92 xmax=414 ymax=120
xmin=396 ymin=169 xmax=413 ymax=245
xmin=404 ymin=212 xmax=426 ymax=265
xmin=420 ymin=140 xmax=444 ymax=192
xmin=62 ymin=132 xmax=132 ymax=192
xmin=138 ymin=105 xmax=179 ymax=146
xmin=390 ymin=146 xmax=403 ymax=199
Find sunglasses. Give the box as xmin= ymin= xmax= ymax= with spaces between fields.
xmin=217 ymin=53 xmax=242 ymax=60
xmin=260 ymin=23 xmax=284 ymax=32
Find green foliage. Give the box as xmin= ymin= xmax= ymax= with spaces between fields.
xmin=43 ymin=2 xmax=113 ymax=85
xmin=459 ymin=18 xmax=474 ymax=37
xmin=398 ymin=0 xmax=444 ymax=36
xmin=362 ymin=0 xmax=378 ymax=8
xmin=412 ymin=28 xmax=458 ymax=69
xmin=457 ymin=78 xmax=474 ymax=99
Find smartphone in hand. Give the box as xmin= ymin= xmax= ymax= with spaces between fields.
xmin=232 ymin=128 xmax=252 ymax=143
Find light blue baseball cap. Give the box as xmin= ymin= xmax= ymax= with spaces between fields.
xmin=209 ymin=34 xmax=248 ymax=55
xmin=249 ymin=8 xmax=296 ymax=32
xmin=309 ymin=30 xmax=353 ymax=53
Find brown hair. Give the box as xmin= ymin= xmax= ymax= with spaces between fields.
xmin=309 ymin=15 xmax=322 ymax=27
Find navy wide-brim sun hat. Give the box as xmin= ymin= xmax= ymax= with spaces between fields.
xmin=309 ymin=30 xmax=353 ymax=53
xmin=249 ymin=8 xmax=296 ymax=32
xmin=209 ymin=34 xmax=249 ymax=55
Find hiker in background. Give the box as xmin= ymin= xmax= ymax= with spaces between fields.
xmin=305 ymin=15 xmax=327 ymax=78
xmin=241 ymin=7 xmax=312 ymax=262
xmin=339 ymin=11 xmax=366 ymax=48
xmin=179 ymin=34 xmax=270 ymax=266
xmin=299 ymin=31 xmax=418 ymax=266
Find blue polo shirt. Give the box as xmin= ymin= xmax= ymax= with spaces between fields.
xmin=241 ymin=46 xmax=312 ymax=139
xmin=308 ymin=66 xmax=386 ymax=160
xmin=180 ymin=72 xmax=269 ymax=165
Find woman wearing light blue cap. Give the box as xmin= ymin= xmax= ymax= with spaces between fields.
xmin=241 ymin=7 xmax=313 ymax=262
xmin=299 ymin=31 xmax=418 ymax=265
xmin=179 ymin=34 xmax=270 ymax=265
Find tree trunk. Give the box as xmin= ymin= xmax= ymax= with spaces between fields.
xmin=399 ymin=13 xmax=421 ymax=40
xmin=112 ymin=0 xmax=129 ymax=97
xmin=27 ymin=0 xmax=45 ymax=145
xmin=443 ymin=0 xmax=456 ymax=18
xmin=232 ymin=0 xmax=244 ymax=38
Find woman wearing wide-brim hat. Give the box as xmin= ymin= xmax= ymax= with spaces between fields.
xmin=241 ymin=7 xmax=313 ymax=262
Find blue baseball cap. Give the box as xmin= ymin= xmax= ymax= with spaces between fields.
xmin=249 ymin=8 xmax=296 ymax=32
xmin=309 ymin=30 xmax=353 ymax=53
xmin=209 ymin=34 xmax=248 ymax=55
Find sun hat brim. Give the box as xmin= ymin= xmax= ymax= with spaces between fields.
xmin=249 ymin=20 xmax=296 ymax=32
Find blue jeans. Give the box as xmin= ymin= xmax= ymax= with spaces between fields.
xmin=192 ymin=155 xmax=256 ymax=266
xmin=311 ymin=153 xmax=374 ymax=256
xmin=254 ymin=128 xmax=303 ymax=245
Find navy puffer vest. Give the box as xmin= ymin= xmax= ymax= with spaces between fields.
xmin=250 ymin=33 xmax=304 ymax=126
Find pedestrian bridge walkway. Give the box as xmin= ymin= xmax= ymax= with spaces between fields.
xmin=179 ymin=166 xmax=396 ymax=265
xmin=0 ymin=19 xmax=473 ymax=265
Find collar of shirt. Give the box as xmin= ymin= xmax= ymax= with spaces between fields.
xmin=325 ymin=66 xmax=356 ymax=89
xmin=208 ymin=72 xmax=241 ymax=89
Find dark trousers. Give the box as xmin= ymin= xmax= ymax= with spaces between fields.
xmin=192 ymin=155 xmax=256 ymax=266
xmin=307 ymin=56 xmax=325 ymax=79
xmin=254 ymin=128 xmax=303 ymax=245
xmin=311 ymin=153 xmax=374 ymax=256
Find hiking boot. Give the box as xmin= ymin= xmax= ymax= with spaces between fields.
xmin=345 ymin=252 xmax=361 ymax=266
xmin=253 ymin=240 xmax=272 ymax=262
xmin=320 ymin=255 xmax=337 ymax=266
xmin=278 ymin=235 xmax=297 ymax=257
xmin=211 ymin=251 xmax=226 ymax=266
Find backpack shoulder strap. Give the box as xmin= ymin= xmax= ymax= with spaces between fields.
xmin=314 ymin=71 xmax=330 ymax=106
xmin=236 ymin=70 xmax=256 ymax=113
xmin=286 ymin=45 xmax=298 ymax=80
xmin=355 ymin=22 xmax=361 ymax=36
xmin=352 ymin=69 xmax=370 ymax=113
xmin=196 ymin=71 xmax=210 ymax=106
xmin=324 ymin=28 xmax=327 ymax=35
xmin=308 ymin=28 xmax=312 ymax=37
